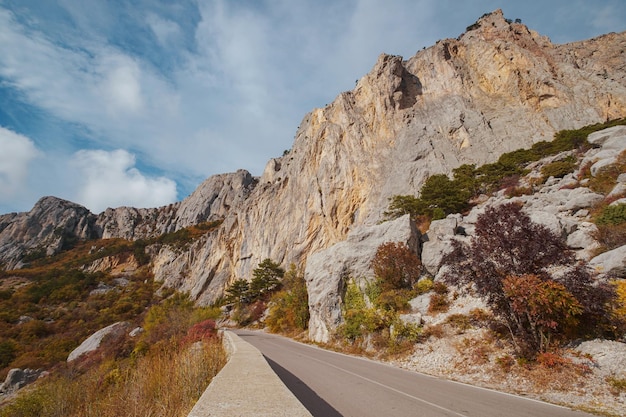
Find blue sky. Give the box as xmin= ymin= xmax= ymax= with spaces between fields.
xmin=1 ymin=0 xmax=624 ymax=214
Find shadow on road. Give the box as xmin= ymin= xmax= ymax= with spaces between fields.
xmin=264 ymin=356 xmax=343 ymax=417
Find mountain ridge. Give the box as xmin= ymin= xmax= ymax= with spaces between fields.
xmin=1 ymin=9 xmax=625 ymax=304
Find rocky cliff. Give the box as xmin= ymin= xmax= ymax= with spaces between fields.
xmin=1 ymin=10 xmax=625 ymax=309
xmin=153 ymin=9 xmax=626 ymax=304
xmin=0 ymin=170 xmax=256 ymax=269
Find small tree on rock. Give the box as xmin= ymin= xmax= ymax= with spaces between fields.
xmin=225 ymin=279 xmax=250 ymax=305
xmin=249 ymin=258 xmax=284 ymax=300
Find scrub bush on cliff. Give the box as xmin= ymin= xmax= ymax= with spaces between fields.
xmin=442 ymin=202 xmax=615 ymax=357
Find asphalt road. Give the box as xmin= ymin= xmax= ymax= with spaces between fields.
xmin=233 ymin=329 xmax=596 ymax=417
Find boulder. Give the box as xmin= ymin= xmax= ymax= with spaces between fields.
xmin=306 ymin=215 xmax=420 ymax=343
xmin=67 ymin=321 xmax=130 ymax=362
xmin=566 ymin=222 xmax=600 ymax=250
xmin=399 ymin=313 xmax=423 ymax=326
xmin=587 ymin=125 xmax=626 ymax=147
xmin=583 ymin=127 xmax=626 ymax=177
xmin=129 ymin=327 xmax=144 ymax=337
xmin=0 ymin=368 xmax=44 ymax=395
xmin=563 ymin=188 xmax=604 ymax=211
xmin=421 ymin=215 xmax=464 ymax=275
xmin=575 ymin=339 xmax=626 ymax=378
xmin=589 ymin=245 xmax=626 ymax=277
xmin=528 ymin=211 xmax=562 ymax=236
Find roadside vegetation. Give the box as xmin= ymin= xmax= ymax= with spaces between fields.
xmin=223 ymin=259 xmax=310 ymax=335
xmin=0 ymin=293 xmax=225 ymax=417
xmin=0 ymin=227 xmax=226 ymax=417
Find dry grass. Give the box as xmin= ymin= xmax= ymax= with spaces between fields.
xmin=0 ymin=338 xmax=226 ymax=417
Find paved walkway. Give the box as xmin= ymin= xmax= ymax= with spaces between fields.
xmin=187 ymin=330 xmax=312 ymax=417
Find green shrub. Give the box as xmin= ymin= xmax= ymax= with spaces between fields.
xmin=540 ymin=157 xmax=577 ymax=181
xmin=595 ymin=204 xmax=626 ymax=226
xmin=384 ymin=195 xmax=422 ymax=220
xmin=0 ymin=340 xmax=17 ymax=369
xmin=390 ymin=318 xmax=422 ymax=343
xmin=341 ymin=282 xmax=385 ymax=340
xmin=419 ymin=174 xmax=471 ymax=217
xmin=414 ymin=277 xmax=434 ymax=294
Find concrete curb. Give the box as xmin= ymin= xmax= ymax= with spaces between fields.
xmin=187 ymin=330 xmax=312 ymax=417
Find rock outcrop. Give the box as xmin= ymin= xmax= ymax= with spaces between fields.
xmin=146 ymin=10 xmax=626 ymax=306
xmin=0 ymin=197 xmax=97 ymax=270
xmin=420 ymin=124 xmax=626 ymax=281
xmin=0 ymin=368 xmax=45 ymax=396
xmin=306 ymin=215 xmax=420 ymax=342
xmin=67 ymin=321 xmax=130 ymax=362
xmin=95 ymin=170 xmax=257 ymax=240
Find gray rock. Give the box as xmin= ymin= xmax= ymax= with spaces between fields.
xmin=0 ymin=197 xmax=97 ymax=270
xmin=575 ymin=339 xmax=626 ymax=378
xmin=591 ymin=157 xmax=618 ymax=177
xmin=587 ymin=125 xmax=626 ymax=146
xmin=129 ymin=327 xmax=144 ymax=337
xmin=421 ymin=216 xmax=463 ymax=275
xmin=0 ymin=368 xmax=44 ymax=395
xmin=608 ymin=182 xmax=626 ymax=199
xmin=67 ymin=322 xmax=129 ymax=362
xmin=563 ymin=188 xmax=604 ymax=211
xmin=567 ymin=222 xmax=600 ymax=250
xmin=529 ymin=211 xmax=562 ymax=236
xmin=409 ymin=293 xmax=431 ymax=315
xmin=583 ymin=128 xmax=626 ymax=177
xmin=306 ymin=215 xmax=420 ymax=343
xmin=589 ymin=245 xmax=626 ymax=277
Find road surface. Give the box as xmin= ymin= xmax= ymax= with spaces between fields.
xmin=233 ymin=329 xmax=595 ymax=417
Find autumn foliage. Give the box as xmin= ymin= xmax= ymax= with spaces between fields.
xmin=502 ymin=274 xmax=582 ymax=352
xmin=370 ymin=242 xmax=422 ymax=290
xmin=443 ymin=202 xmax=615 ymax=357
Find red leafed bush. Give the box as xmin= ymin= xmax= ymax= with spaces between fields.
xmin=536 ymin=352 xmax=573 ymax=370
xmin=182 ymin=319 xmax=218 ymax=345
xmin=443 ymin=202 xmax=616 ymax=358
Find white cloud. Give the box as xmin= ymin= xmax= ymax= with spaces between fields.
xmin=146 ymin=13 xmax=182 ymax=47
xmin=98 ymin=54 xmax=144 ymax=114
xmin=71 ymin=149 xmax=177 ymax=213
xmin=0 ymin=126 xmax=41 ymax=198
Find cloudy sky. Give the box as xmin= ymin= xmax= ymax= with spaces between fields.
xmin=1 ymin=0 xmax=624 ymax=214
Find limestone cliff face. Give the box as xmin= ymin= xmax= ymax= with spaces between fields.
xmin=1 ymin=10 xmax=626 ymax=308
xmin=162 ymin=10 xmax=626 ymax=304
